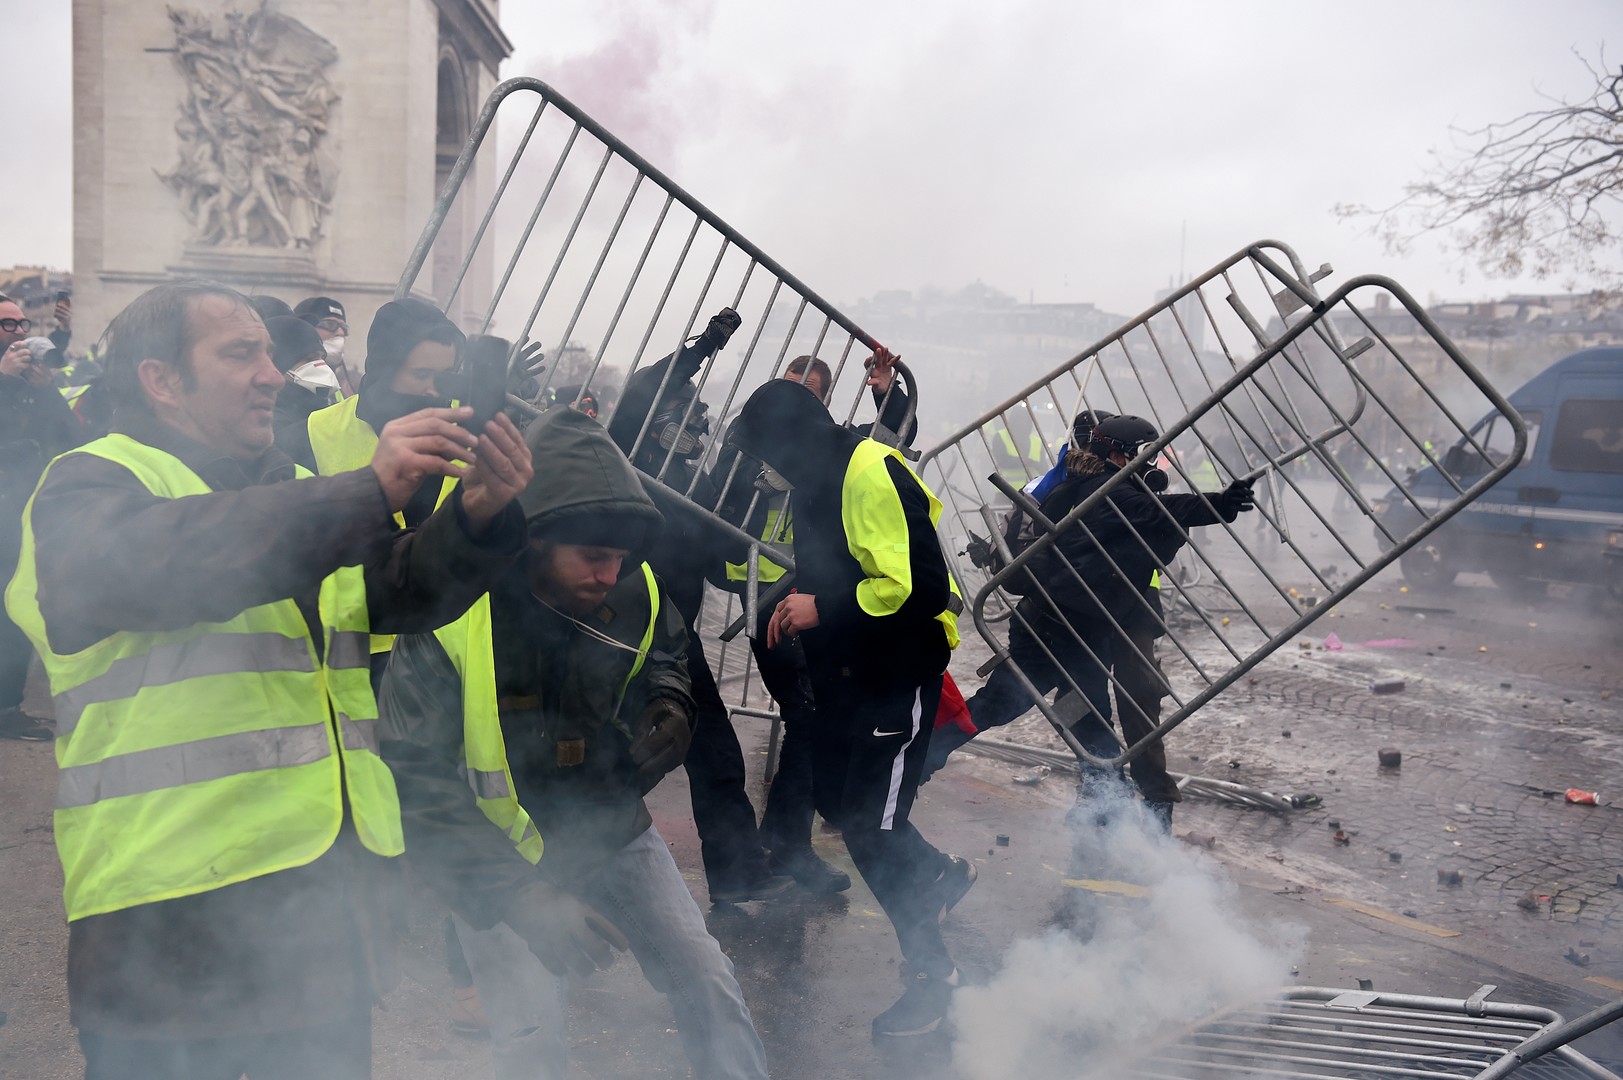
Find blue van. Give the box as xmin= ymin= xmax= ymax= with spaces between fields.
xmin=1374 ymin=347 xmax=1623 ymax=599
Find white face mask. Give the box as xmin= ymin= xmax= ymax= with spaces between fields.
xmin=288 ymin=358 xmax=341 ymax=393
xmin=322 ymin=336 xmax=346 ymax=362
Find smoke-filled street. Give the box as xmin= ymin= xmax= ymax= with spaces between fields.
xmin=3 ymin=567 xmax=1618 ymax=1078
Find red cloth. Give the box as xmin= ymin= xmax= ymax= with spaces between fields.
xmin=935 ymin=671 xmax=975 ymax=734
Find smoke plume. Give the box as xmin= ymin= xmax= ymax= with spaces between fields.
xmin=952 ymin=789 xmax=1302 ymax=1079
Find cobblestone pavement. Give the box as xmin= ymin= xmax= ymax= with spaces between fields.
xmin=944 ymin=567 xmax=1623 ymax=992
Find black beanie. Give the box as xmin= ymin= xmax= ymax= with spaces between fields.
xmin=360 ymin=298 xmax=463 ymax=393
xmin=265 ymin=316 xmax=325 ymax=374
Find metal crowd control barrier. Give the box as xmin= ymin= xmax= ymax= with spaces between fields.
xmin=396 ymin=76 xmax=919 ymax=763
xmin=918 ymin=240 xmax=1526 ymax=772
xmin=1118 ymin=986 xmax=1622 ymax=1078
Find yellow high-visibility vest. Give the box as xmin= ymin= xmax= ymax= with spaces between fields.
xmin=724 ymin=497 xmax=793 ymax=585
xmin=432 ymin=563 xmax=660 ymax=865
xmin=4 ymin=434 xmax=403 ymax=921
xmin=306 ymin=395 xmax=458 ymax=653
xmin=842 ymin=439 xmax=961 ymax=649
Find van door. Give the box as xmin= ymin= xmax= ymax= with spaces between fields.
xmin=1532 ymin=375 xmax=1623 ymax=583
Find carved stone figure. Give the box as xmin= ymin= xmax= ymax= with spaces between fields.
xmin=158 ymin=4 xmax=340 ymax=249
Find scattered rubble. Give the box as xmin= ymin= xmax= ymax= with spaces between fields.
xmin=1565 ymin=947 xmax=1592 ymax=968
xmin=1515 ymin=892 xmax=1541 ymax=913
xmin=1438 ymin=869 xmax=1464 ymax=887
xmin=1011 ymin=765 xmax=1051 ymax=786
xmin=1371 ymin=679 xmax=1406 ymax=695
xmin=995 ymin=834 xmax=1010 ymax=847
xmin=1378 ymin=748 xmax=1402 ymax=768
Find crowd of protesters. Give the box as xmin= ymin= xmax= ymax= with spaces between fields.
xmin=1 ymin=280 xmax=1244 ymax=1078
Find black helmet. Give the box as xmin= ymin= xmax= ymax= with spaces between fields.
xmin=1071 ymin=409 xmax=1116 ymax=446
xmin=1090 ymin=414 xmax=1159 ymax=458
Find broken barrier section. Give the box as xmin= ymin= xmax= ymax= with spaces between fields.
xmin=395 ymin=75 xmax=913 ymax=548
xmin=919 ymin=241 xmax=1525 ymax=771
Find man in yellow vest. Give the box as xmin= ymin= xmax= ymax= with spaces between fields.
xmin=4 ymin=281 xmax=538 ymax=1080
xmin=378 ymin=407 xmax=769 ymax=1080
xmin=729 ymin=378 xmax=973 ymax=1040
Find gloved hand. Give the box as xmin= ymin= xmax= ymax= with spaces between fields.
xmin=500 ymin=880 xmax=629 ymax=978
xmin=698 ymin=308 xmax=742 ymax=352
xmin=507 ymin=338 xmax=546 ymax=396
xmin=1216 ymin=478 xmax=1257 ymax=522
xmin=630 ymin=696 xmax=692 ymax=793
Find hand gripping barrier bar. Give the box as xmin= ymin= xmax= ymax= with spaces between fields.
xmin=918 ymin=240 xmax=1526 ymax=773
xmin=395 ymin=76 xmax=922 ymax=760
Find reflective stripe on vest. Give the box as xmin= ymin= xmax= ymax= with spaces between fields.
xmin=307 ymin=395 xmax=458 ymax=653
xmin=841 ymin=440 xmax=962 ymax=649
xmin=435 ymin=563 xmax=660 ymax=865
xmin=3 ymin=434 xmax=404 ymax=921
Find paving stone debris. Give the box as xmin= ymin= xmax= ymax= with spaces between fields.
xmin=1371 ymin=679 xmax=1407 ymax=694
xmin=1438 ymin=869 xmax=1465 ymax=887
xmin=1378 ymin=747 xmax=1403 ymax=768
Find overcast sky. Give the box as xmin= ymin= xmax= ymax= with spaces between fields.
xmin=10 ymin=1 xmax=1619 ymax=316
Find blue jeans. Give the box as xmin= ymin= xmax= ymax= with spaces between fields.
xmin=454 ymin=826 xmax=769 ymax=1080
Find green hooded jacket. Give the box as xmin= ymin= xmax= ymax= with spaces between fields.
xmin=379 ymin=408 xmax=692 ymax=922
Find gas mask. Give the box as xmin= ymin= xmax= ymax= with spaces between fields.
xmin=287 ymin=357 xmax=341 ymax=395
xmin=648 ymin=390 xmax=711 ymax=462
xmin=756 ymin=463 xmax=792 ymax=493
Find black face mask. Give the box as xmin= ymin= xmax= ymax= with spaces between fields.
xmin=356 ymin=386 xmax=452 ymax=431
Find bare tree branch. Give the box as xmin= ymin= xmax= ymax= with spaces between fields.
xmin=1335 ymin=49 xmax=1623 ymax=291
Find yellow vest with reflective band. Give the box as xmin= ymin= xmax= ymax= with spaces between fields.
xmin=307 ymin=394 xmax=459 ymax=653
xmin=3 ymin=434 xmax=404 ymax=922
xmin=841 ymin=439 xmax=961 ymax=649
xmin=724 ymin=496 xmax=793 ymax=585
xmin=432 ymin=563 xmax=660 ymax=865
xmin=1187 ymin=457 xmax=1220 ymax=490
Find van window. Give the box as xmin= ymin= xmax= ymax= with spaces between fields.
xmin=1550 ymin=399 xmax=1623 ymax=474
xmin=1451 ymin=411 xmax=1540 ymax=476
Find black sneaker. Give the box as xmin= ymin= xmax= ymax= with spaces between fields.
xmin=708 ymin=872 xmax=797 ymax=905
xmin=872 ymin=968 xmax=956 ymax=1038
xmin=0 ymin=707 xmax=52 ymax=742
xmin=769 ymin=846 xmax=852 ymax=894
xmin=929 ymin=855 xmax=977 ymax=922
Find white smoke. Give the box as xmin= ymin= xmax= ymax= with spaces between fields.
xmin=951 ymin=789 xmax=1302 ymax=1079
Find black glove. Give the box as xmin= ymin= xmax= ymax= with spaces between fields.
xmin=963 ymin=530 xmax=997 ymax=571
xmin=508 ymin=339 xmax=546 ymax=394
xmin=500 ymin=880 xmax=629 ymax=978
xmin=630 ymin=696 xmax=692 ymax=793
xmin=1216 ymin=478 xmax=1257 ymax=522
xmin=698 ymin=308 xmax=742 ymax=352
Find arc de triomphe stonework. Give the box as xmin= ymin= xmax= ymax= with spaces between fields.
xmin=73 ymin=0 xmax=507 ymax=363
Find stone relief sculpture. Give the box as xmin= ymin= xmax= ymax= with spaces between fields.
xmin=158 ymin=5 xmax=340 ymax=250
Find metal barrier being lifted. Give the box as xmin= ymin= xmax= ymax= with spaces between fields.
xmin=394 ymin=76 xmax=919 ymax=746
xmin=919 ymin=240 xmax=1526 ymax=773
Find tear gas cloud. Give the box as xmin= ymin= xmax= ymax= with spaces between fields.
xmin=952 ymin=789 xmax=1303 ymax=1080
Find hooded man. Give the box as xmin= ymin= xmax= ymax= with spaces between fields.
xmin=728 ymin=379 xmax=974 ymax=1039
xmin=284 ymin=298 xmax=465 ymax=523
xmin=701 ymin=345 xmax=916 ymax=895
xmin=379 ymin=407 xmax=769 ymax=1080
xmin=267 ymin=315 xmax=340 ymax=449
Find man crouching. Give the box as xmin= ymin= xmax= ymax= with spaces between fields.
xmin=379 ymin=406 xmax=769 ymax=1080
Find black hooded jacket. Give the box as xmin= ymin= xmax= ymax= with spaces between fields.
xmin=1037 ymin=456 xmax=1228 ymax=627
xmin=730 ymin=380 xmax=952 ymax=685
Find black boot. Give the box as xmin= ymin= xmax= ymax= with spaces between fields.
xmin=769 ymin=845 xmax=852 ymax=894
xmin=1145 ymin=800 xmax=1174 ymax=833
